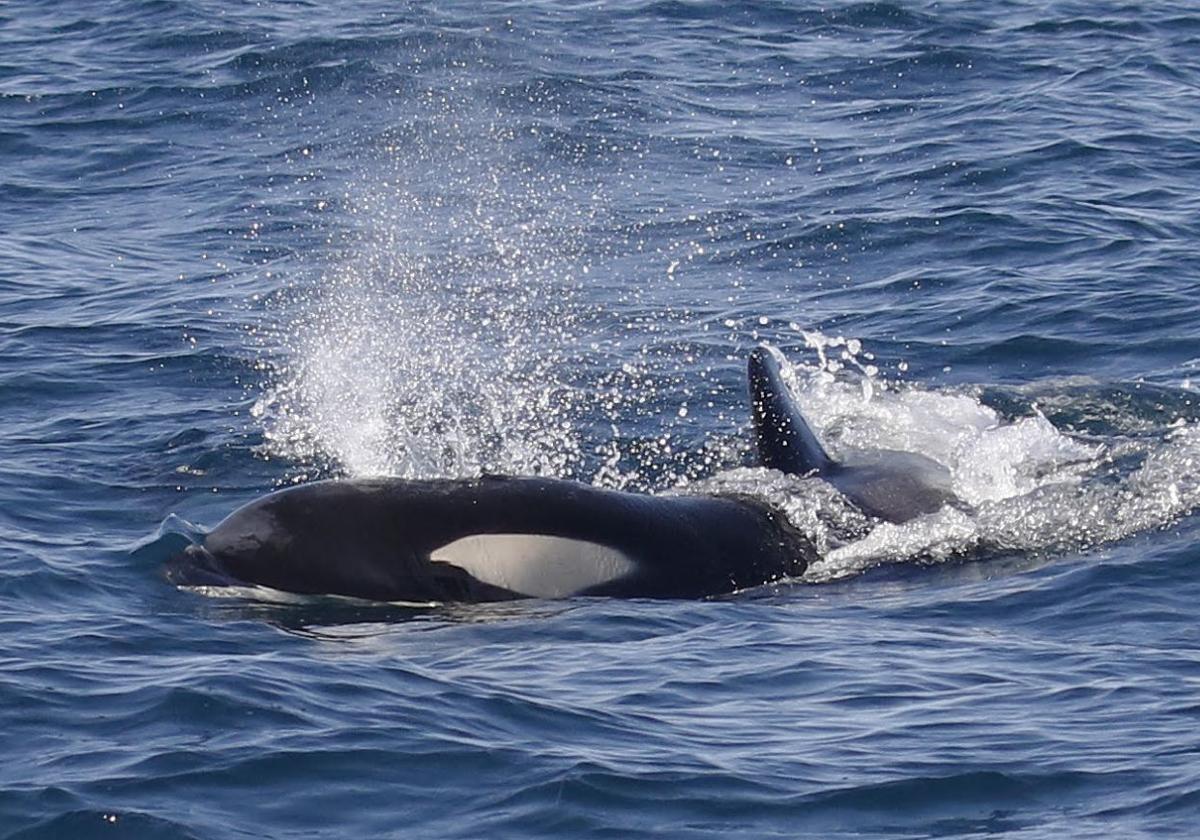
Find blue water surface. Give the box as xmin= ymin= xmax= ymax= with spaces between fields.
xmin=2 ymin=1 xmax=1199 ymax=837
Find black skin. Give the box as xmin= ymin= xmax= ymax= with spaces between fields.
xmin=748 ymin=345 xmax=835 ymax=475
xmin=167 ymin=475 xmax=814 ymax=603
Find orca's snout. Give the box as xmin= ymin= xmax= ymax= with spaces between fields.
xmin=163 ymin=543 xmax=233 ymax=587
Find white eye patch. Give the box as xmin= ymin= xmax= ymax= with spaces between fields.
xmin=430 ymin=534 xmax=636 ymax=598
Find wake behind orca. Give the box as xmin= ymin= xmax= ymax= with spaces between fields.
xmin=167 ymin=346 xmax=967 ymax=603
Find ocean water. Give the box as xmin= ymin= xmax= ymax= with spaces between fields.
xmin=2 ymin=0 xmax=1199 ymax=836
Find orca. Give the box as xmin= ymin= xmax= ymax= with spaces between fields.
xmin=167 ymin=345 xmax=962 ymax=603
xmin=166 ymin=476 xmax=813 ymax=602
xmin=748 ymin=344 xmax=962 ymax=524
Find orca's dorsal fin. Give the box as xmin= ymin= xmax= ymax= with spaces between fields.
xmin=748 ymin=344 xmax=835 ymax=476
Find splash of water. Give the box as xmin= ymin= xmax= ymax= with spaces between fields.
xmin=253 ymin=243 xmax=583 ymax=479
xmin=251 ymin=89 xmax=602 ymax=480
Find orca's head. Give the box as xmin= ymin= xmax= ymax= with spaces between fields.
xmin=163 ymin=542 xmax=237 ymax=588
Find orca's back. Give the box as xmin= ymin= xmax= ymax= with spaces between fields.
xmin=747 ymin=344 xmax=965 ymax=523
xmin=748 ymin=345 xmax=833 ymax=476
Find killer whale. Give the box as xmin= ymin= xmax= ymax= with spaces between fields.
xmin=167 ymin=476 xmax=812 ymax=602
xmin=167 ymin=345 xmax=964 ymax=602
xmin=748 ymin=344 xmax=962 ymax=524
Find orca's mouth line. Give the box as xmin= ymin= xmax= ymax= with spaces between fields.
xmin=164 ymin=544 xmax=234 ymax=589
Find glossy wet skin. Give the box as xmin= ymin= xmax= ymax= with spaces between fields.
xmin=168 ymin=475 xmax=813 ymax=602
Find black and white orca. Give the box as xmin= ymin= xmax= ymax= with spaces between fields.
xmin=166 ymin=345 xmax=965 ymax=602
